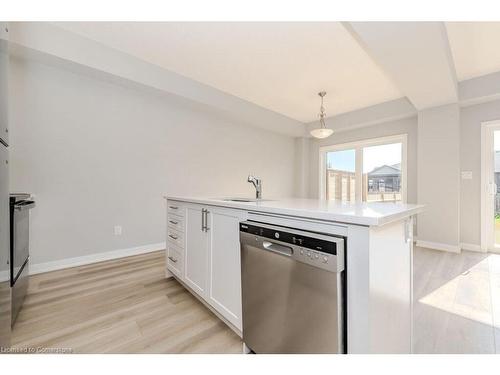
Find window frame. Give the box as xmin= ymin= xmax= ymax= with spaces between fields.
xmin=319 ymin=134 xmax=408 ymax=203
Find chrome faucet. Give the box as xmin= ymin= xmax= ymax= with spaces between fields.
xmin=247 ymin=175 xmax=262 ymax=199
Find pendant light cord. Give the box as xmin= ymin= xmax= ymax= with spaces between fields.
xmin=319 ymin=92 xmax=327 ymax=129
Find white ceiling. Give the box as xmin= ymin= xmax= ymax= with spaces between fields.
xmin=347 ymin=22 xmax=458 ymax=110
xmin=51 ymin=22 xmax=500 ymax=123
xmin=53 ymin=22 xmax=402 ymax=123
xmin=446 ymin=22 xmax=500 ymax=81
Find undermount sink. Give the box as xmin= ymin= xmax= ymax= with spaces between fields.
xmin=219 ymin=197 xmax=272 ymax=203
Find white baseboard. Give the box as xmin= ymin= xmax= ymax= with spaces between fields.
xmin=30 ymin=242 xmax=166 ymax=275
xmin=460 ymin=242 xmax=484 ymax=253
xmin=416 ymin=240 xmax=461 ymax=253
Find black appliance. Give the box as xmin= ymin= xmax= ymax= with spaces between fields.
xmin=10 ymin=194 xmax=35 ymax=325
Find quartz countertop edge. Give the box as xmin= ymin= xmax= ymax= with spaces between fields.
xmin=164 ymin=196 xmax=424 ymax=227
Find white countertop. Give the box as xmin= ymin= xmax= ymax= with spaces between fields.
xmin=164 ymin=196 xmax=424 ymax=226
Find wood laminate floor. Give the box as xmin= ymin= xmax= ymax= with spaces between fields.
xmin=413 ymin=246 xmax=500 ymax=353
xmin=11 ymin=251 xmax=242 ymax=353
xmin=10 ymin=247 xmax=500 ymax=353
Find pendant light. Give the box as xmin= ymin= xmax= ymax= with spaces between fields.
xmin=310 ymin=91 xmax=333 ymax=139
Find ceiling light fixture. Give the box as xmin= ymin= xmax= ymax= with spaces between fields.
xmin=310 ymin=91 xmax=333 ymax=139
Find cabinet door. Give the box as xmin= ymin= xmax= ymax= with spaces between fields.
xmin=184 ymin=206 xmax=209 ymax=297
xmin=207 ymin=207 xmax=244 ymax=330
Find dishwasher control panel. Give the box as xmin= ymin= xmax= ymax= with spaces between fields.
xmin=240 ymin=222 xmax=339 ymax=255
xmin=240 ymin=221 xmax=345 ymax=273
xmin=295 ymin=247 xmax=341 ymax=273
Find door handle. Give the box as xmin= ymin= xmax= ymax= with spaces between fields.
xmin=168 ymin=234 xmax=178 ymax=240
xmin=168 ymin=256 xmax=178 ymax=263
xmin=262 ymin=241 xmax=293 ymax=257
xmin=169 ymin=220 xmax=178 ymax=225
xmin=488 ymin=182 xmax=497 ymax=195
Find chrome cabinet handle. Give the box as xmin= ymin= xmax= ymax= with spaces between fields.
xmin=168 ymin=256 xmax=177 ymax=263
xmin=14 ymin=201 xmax=36 ymax=211
xmin=169 ymin=205 xmax=178 ymax=210
xmin=201 ymin=208 xmax=210 ymax=232
xmin=204 ymin=209 xmax=210 ymax=232
xmin=168 ymin=234 xmax=178 ymax=240
xmin=169 ymin=220 xmax=178 ymax=225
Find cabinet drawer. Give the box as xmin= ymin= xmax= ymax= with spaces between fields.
xmin=167 ymin=202 xmax=184 ymax=217
xmin=167 ymin=227 xmax=184 ymax=248
xmin=167 ymin=247 xmax=183 ymax=278
xmin=167 ymin=214 xmax=185 ymax=231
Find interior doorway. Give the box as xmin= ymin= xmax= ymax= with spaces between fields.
xmin=481 ymin=120 xmax=500 ymax=252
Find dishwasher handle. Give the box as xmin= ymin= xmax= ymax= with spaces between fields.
xmin=262 ymin=241 xmax=293 ymax=257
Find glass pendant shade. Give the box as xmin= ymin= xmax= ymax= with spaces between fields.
xmin=310 ymin=127 xmax=334 ymax=139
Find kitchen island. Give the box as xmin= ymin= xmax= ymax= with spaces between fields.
xmin=163 ymin=196 xmax=423 ymax=354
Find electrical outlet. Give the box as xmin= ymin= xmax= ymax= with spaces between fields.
xmin=461 ymin=171 xmax=473 ymax=180
xmin=114 ymin=225 xmax=122 ymax=236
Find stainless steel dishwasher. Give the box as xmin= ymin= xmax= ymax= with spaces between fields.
xmin=240 ymin=221 xmax=346 ymax=354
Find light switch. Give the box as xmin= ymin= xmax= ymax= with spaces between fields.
xmin=461 ymin=171 xmax=473 ymax=180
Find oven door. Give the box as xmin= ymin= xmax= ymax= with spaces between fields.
xmin=11 ymin=200 xmax=33 ymax=285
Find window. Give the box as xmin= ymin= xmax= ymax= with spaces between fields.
xmin=319 ymin=134 xmax=407 ymax=203
xmin=325 ymin=149 xmax=356 ymax=202
xmin=362 ymin=142 xmax=402 ymax=202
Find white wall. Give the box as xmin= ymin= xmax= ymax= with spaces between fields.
xmin=417 ymin=104 xmax=461 ymax=251
xmin=9 ymin=57 xmax=297 ymax=265
xmin=306 ymin=116 xmax=418 ymax=202
xmin=294 ymin=137 xmax=310 ymax=198
xmin=460 ymin=99 xmax=500 ymax=247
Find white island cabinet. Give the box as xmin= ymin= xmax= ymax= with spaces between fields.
xmin=166 ymin=200 xmax=246 ymax=331
xmin=164 ymin=196 xmax=423 ymax=353
xmin=184 ymin=205 xmax=207 ymax=295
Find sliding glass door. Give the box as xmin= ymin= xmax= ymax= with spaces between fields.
xmin=481 ymin=121 xmax=500 ymax=251
xmin=325 ymin=149 xmax=356 ymax=202
xmin=362 ymin=142 xmax=402 ymax=202
xmin=495 ymin=131 xmax=500 ymax=246
xmin=320 ymin=135 xmax=407 ymax=203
